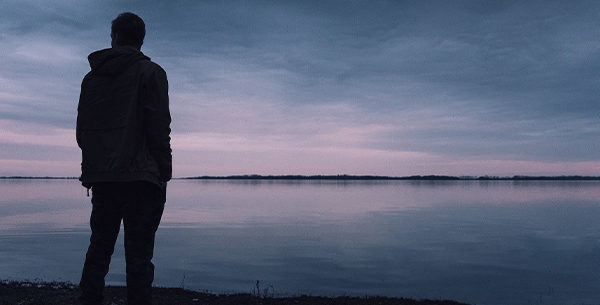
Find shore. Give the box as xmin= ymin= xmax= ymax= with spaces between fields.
xmin=0 ymin=281 xmax=471 ymax=305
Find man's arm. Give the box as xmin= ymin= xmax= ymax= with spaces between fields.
xmin=143 ymin=66 xmax=172 ymax=182
xmin=76 ymin=76 xmax=88 ymax=149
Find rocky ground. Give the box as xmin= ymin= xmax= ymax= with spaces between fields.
xmin=0 ymin=281 xmax=471 ymax=305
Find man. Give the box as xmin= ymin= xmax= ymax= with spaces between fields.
xmin=76 ymin=12 xmax=171 ymax=305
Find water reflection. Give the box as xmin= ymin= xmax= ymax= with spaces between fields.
xmin=0 ymin=179 xmax=599 ymax=305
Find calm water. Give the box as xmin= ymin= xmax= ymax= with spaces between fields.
xmin=1 ymin=179 xmax=599 ymax=305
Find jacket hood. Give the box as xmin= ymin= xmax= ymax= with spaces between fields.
xmin=88 ymin=46 xmax=150 ymax=76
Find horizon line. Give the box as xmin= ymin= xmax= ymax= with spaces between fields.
xmin=1 ymin=174 xmax=600 ymax=181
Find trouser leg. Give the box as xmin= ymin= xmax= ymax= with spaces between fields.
xmin=79 ymin=183 xmax=123 ymax=305
xmin=123 ymin=182 xmax=165 ymax=305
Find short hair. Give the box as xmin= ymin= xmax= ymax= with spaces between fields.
xmin=111 ymin=12 xmax=145 ymax=47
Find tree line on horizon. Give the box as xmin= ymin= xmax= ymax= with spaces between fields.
xmin=180 ymin=174 xmax=600 ymax=181
xmin=2 ymin=175 xmax=599 ymax=180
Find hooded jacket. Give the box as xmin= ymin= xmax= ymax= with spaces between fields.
xmin=76 ymin=46 xmax=171 ymax=188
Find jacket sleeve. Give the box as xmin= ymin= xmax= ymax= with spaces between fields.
xmin=143 ymin=65 xmax=172 ymax=182
xmin=76 ymin=75 xmax=88 ymax=149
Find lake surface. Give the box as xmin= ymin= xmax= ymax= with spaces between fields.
xmin=0 ymin=179 xmax=599 ymax=305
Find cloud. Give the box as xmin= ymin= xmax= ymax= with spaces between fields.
xmin=0 ymin=119 xmax=75 ymax=147
xmin=0 ymin=0 xmax=598 ymax=176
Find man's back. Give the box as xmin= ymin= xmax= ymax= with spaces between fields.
xmin=77 ymin=46 xmax=171 ymax=187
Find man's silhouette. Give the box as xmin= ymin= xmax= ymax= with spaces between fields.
xmin=76 ymin=12 xmax=171 ymax=305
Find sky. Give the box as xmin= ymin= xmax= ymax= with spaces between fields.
xmin=0 ymin=0 xmax=599 ymax=177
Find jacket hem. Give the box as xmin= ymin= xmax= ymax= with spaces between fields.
xmin=80 ymin=171 xmax=163 ymax=188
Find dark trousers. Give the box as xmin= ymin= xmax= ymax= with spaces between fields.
xmin=79 ymin=181 xmax=166 ymax=305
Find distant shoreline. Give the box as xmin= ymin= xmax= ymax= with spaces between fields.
xmin=2 ymin=175 xmax=600 ymax=181
xmin=181 ymin=174 xmax=600 ymax=181
xmin=0 ymin=176 xmax=79 ymax=180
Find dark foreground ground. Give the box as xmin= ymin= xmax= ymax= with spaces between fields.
xmin=0 ymin=281 xmax=471 ymax=305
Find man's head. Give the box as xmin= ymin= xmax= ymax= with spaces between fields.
xmin=111 ymin=12 xmax=145 ymax=49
